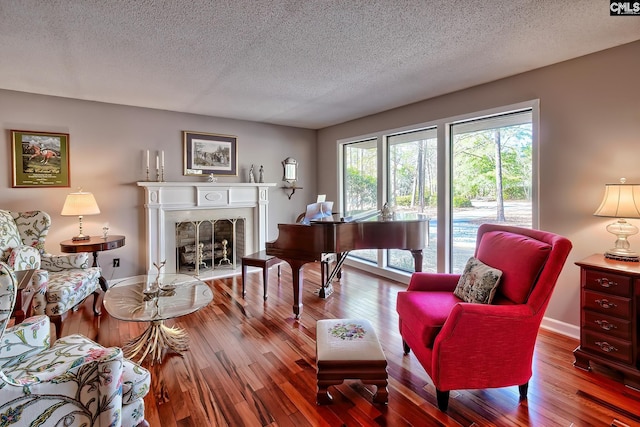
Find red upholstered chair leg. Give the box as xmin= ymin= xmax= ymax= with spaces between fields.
xmin=519 ymin=383 xmax=529 ymax=400
xmin=436 ymin=389 xmax=450 ymax=411
xmin=402 ymin=340 xmax=411 ymax=354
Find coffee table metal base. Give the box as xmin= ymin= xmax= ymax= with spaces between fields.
xmin=123 ymin=320 xmax=189 ymax=365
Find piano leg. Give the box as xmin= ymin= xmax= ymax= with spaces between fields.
xmin=287 ymin=259 xmax=307 ymax=319
xmin=411 ymin=249 xmax=424 ymax=272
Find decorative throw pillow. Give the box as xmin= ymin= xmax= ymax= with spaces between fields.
xmin=454 ymin=257 xmax=503 ymax=304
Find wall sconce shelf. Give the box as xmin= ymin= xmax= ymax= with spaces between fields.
xmin=282 ymin=185 xmax=302 ymax=199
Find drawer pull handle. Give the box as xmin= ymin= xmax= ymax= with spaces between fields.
xmin=595 ymin=320 xmax=616 ymax=331
xmin=594 ymin=341 xmax=618 ymax=353
xmin=594 ymin=299 xmax=617 ymax=309
xmin=595 ymin=278 xmax=618 ymax=288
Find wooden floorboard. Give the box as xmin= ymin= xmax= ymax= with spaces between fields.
xmin=59 ymin=263 xmax=640 ymax=426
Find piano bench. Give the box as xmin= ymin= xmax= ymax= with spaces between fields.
xmin=316 ymin=318 xmax=388 ymax=405
xmin=241 ymin=251 xmax=282 ymax=300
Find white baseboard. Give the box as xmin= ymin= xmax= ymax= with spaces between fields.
xmin=540 ymin=317 xmax=580 ymax=340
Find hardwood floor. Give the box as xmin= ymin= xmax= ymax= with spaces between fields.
xmin=61 ymin=264 xmax=640 ymax=426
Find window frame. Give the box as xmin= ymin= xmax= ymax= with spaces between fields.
xmin=337 ymin=99 xmax=539 ymax=280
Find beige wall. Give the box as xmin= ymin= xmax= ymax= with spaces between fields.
xmin=1 ymin=91 xmax=316 ymax=280
xmin=317 ymin=40 xmax=640 ymax=335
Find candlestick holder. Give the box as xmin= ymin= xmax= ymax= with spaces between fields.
xmin=146 ymin=166 xmax=150 ymax=182
xmin=156 ymin=168 xmax=160 ymax=182
xmin=160 ymin=166 xmax=165 ymax=182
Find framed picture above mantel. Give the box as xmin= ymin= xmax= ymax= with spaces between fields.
xmin=183 ymin=131 xmax=238 ymax=176
xmin=10 ymin=130 xmax=70 ymax=188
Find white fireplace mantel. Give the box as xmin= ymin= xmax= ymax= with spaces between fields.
xmin=138 ymin=181 xmax=276 ymax=274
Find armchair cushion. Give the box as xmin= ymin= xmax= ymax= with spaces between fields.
xmin=35 ymin=267 xmax=102 ymax=316
xmin=453 ymin=257 xmax=502 ymax=304
xmin=0 ymin=210 xmax=25 ymax=264
xmin=396 ymin=291 xmax=461 ymax=348
xmin=476 ymin=230 xmax=551 ymax=304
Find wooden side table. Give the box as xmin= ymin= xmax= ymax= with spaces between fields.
xmin=60 ymin=235 xmax=125 ymax=291
xmin=574 ymin=254 xmax=640 ymax=390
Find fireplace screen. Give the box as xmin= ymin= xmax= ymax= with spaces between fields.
xmin=175 ymin=218 xmax=245 ymax=275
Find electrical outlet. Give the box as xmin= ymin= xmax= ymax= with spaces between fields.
xmin=113 ymin=258 xmax=120 ymax=268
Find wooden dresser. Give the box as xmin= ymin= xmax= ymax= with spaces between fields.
xmin=574 ymin=254 xmax=640 ymax=389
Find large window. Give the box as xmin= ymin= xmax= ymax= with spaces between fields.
xmin=387 ymin=128 xmax=437 ymax=272
xmin=343 ymin=138 xmax=378 ymax=263
xmin=451 ymin=110 xmax=533 ymax=272
xmin=339 ymin=101 xmax=537 ymax=277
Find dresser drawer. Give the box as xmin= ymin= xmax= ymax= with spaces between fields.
xmin=583 ymin=290 xmax=631 ymax=318
xmin=584 ymin=270 xmax=632 ymax=297
xmin=582 ymin=310 xmax=631 ymax=340
xmin=582 ymin=330 xmax=633 ymax=364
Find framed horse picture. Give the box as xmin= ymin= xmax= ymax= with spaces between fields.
xmin=183 ymin=131 xmax=238 ymax=176
xmin=10 ymin=130 xmax=70 ymax=188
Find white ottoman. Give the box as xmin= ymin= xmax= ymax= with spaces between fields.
xmin=316 ymin=318 xmax=388 ymax=404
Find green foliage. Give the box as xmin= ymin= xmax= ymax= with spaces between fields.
xmin=453 ymin=196 xmax=473 ymax=208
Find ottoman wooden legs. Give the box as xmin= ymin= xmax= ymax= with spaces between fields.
xmin=317 ymin=359 xmax=389 ymax=404
xmin=316 ymin=318 xmax=388 ymax=405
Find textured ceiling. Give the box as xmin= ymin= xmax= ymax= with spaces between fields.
xmin=1 ymin=1 xmax=639 ymax=129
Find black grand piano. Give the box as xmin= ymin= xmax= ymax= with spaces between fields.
xmin=266 ymin=211 xmax=428 ymax=318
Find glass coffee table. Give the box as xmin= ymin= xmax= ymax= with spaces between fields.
xmin=104 ymin=274 xmax=213 ymax=365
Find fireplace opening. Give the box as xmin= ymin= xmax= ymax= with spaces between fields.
xmin=175 ymin=218 xmax=246 ymax=275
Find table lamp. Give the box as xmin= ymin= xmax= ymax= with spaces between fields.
xmin=61 ymin=190 xmax=100 ymax=241
xmin=593 ymin=178 xmax=640 ymax=261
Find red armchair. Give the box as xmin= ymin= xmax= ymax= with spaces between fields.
xmin=396 ymin=224 xmax=572 ymax=411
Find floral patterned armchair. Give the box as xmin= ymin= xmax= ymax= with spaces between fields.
xmin=0 ymin=261 xmax=151 ymax=426
xmin=0 ymin=210 xmax=102 ymax=338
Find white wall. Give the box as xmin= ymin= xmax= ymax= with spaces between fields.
xmin=316 ymin=40 xmax=640 ymax=334
xmin=1 ymin=91 xmax=316 ymax=280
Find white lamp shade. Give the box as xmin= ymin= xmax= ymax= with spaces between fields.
xmin=593 ymin=183 xmax=640 ymax=218
xmin=61 ymin=192 xmax=101 ymax=216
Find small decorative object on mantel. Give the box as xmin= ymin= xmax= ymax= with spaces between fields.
xmin=144 ymin=150 xmax=164 ymax=182
xmin=207 ymin=173 xmax=217 ymax=183
xmin=249 ymin=164 xmax=256 ymax=183
xmin=259 ymin=165 xmax=264 ymax=183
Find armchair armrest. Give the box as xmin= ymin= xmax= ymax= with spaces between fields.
xmin=407 ymin=272 xmax=461 ymax=292
xmin=7 ymin=245 xmax=41 ymax=270
xmin=40 ymin=252 xmax=90 ymax=271
xmin=0 ymin=315 xmax=50 ymax=369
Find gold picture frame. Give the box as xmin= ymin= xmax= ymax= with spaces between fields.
xmin=183 ymin=131 xmax=238 ymax=176
xmin=11 ymin=130 xmax=70 ymax=188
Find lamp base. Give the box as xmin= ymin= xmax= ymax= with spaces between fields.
xmin=72 ymin=235 xmax=91 ymax=241
xmin=604 ymin=251 xmax=640 ymax=262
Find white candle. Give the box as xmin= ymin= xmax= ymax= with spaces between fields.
xmin=161 ymin=150 xmax=164 ymax=168
xmin=145 ymin=150 xmax=149 ymax=169
xmin=156 ymin=154 xmax=159 ymax=170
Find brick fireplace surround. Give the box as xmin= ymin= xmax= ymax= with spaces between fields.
xmin=138 ymin=182 xmax=275 ymax=278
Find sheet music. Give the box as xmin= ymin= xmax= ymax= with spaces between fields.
xmin=301 ymin=201 xmax=333 ymax=224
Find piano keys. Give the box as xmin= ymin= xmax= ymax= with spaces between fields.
xmin=266 ymin=211 xmax=428 ymax=318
